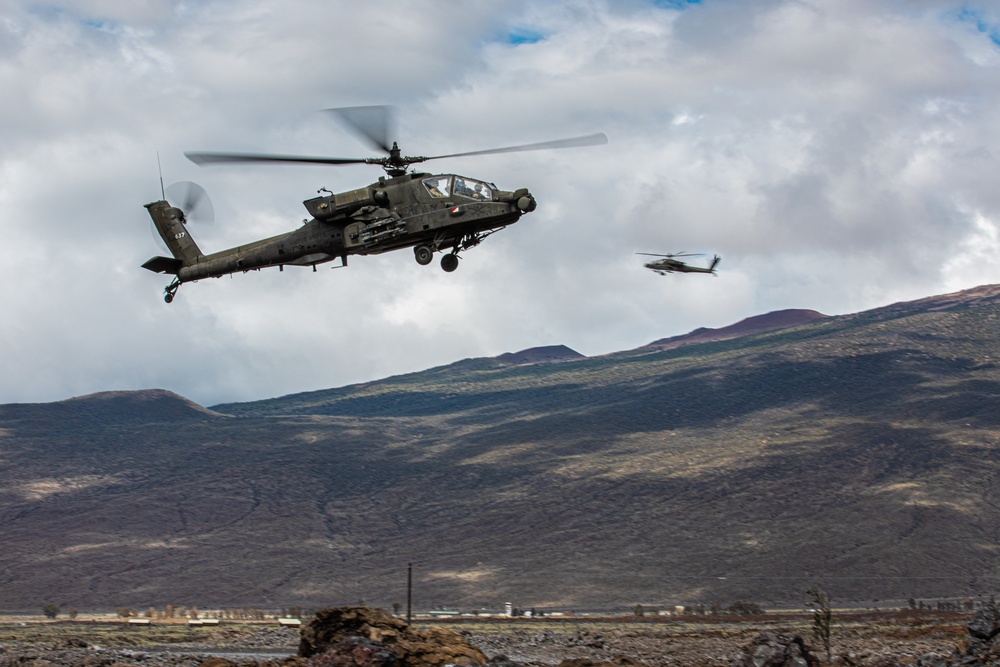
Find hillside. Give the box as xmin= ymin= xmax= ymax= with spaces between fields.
xmin=644 ymin=309 xmax=828 ymax=350
xmin=2 ymin=285 xmax=1000 ymax=613
xmin=496 ymin=344 xmax=585 ymax=365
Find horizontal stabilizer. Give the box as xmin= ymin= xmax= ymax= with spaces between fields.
xmin=142 ymin=256 xmax=183 ymax=274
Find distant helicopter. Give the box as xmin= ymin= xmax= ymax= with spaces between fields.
xmin=639 ymin=252 xmax=721 ymax=276
xmin=143 ymin=105 xmax=607 ymax=303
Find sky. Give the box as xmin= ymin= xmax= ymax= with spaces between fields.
xmin=1 ymin=0 xmax=999 ymax=408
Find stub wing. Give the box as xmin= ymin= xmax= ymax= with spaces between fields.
xmin=141 ymin=256 xmax=183 ymax=274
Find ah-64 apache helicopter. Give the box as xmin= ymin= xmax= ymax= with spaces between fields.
xmin=143 ymin=106 xmax=607 ymax=303
xmin=639 ymin=252 xmax=721 ymax=276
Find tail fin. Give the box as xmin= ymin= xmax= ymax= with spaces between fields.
xmin=709 ymin=255 xmax=721 ymax=273
xmin=143 ymin=200 xmax=203 ymax=272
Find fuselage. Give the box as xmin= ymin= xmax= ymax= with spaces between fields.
xmin=147 ymin=171 xmax=535 ymax=283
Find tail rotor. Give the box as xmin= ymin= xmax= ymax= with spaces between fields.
xmin=165 ymin=181 xmax=214 ymax=226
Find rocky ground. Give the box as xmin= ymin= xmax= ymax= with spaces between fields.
xmin=460 ymin=613 xmax=966 ymax=667
xmin=0 ymin=609 xmax=977 ymax=667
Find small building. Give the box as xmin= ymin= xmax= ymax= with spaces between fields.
xmin=278 ymin=618 xmax=302 ymax=627
xmin=127 ymin=618 xmax=151 ymax=625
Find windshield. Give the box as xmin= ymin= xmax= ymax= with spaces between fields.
xmin=453 ymin=177 xmax=493 ymax=201
xmin=422 ymin=176 xmax=451 ymax=198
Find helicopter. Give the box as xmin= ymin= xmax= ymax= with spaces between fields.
xmin=142 ymin=105 xmax=608 ymax=303
xmin=639 ymin=252 xmax=721 ymax=276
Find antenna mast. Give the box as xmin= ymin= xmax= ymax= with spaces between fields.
xmin=157 ymin=152 xmax=166 ymax=199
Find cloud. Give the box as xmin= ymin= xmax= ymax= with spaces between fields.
xmin=1 ymin=0 xmax=999 ymax=406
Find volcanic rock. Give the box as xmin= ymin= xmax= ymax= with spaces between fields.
xmin=298 ymin=607 xmax=487 ymax=667
xmin=303 ymin=637 xmax=397 ymax=667
xmin=969 ymin=606 xmax=1000 ymax=642
xmin=484 ymin=657 xmax=523 ymax=667
xmin=72 ymin=656 xmax=112 ymax=667
xmin=928 ymin=606 xmax=1000 ymax=667
xmin=730 ymin=632 xmax=820 ymax=667
xmin=556 ymin=658 xmax=647 ymax=667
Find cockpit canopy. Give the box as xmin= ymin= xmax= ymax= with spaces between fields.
xmin=422 ymin=175 xmax=494 ymax=201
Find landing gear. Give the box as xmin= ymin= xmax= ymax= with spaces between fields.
xmin=414 ymin=244 xmax=434 ymax=266
xmin=164 ymin=278 xmax=181 ymax=304
xmin=440 ymin=253 xmax=459 ymax=272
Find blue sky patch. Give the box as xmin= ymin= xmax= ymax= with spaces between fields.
xmin=653 ymin=0 xmax=703 ymax=10
xmin=83 ymin=18 xmax=112 ymax=31
xmin=28 ymin=5 xmax=119 ymax=33
xmin=954 ymin=6 xmax=1000 ymax=47
xmin=506 ymin=27 xmax=546 ymax=45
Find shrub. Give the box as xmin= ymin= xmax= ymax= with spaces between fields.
xmin=42 ymin=602 xmax=60 ymax=619
xmin=726 ymin=601 xmax=764 ymax=615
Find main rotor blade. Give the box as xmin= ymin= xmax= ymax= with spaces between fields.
xmin=637 ymin=251 xmax=705 ymax=258
xmin=425 ymin=132 xmax=608 ymax=161
xmin=322 ymin=105 xmax=394 ymax=154
xmin=186 ymin=151 xmax=369 ymax=166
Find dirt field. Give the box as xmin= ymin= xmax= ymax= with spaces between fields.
xmin=0 ymin=610 xmax=970 ymax=667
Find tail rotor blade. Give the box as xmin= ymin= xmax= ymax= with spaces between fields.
xmin=166 ymin=181 xmax=214 ymax=225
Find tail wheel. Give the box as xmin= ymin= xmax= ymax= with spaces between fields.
xmin=164 ymin=278 xmax=181 ymax=304
xmin=440 ymin=253 xmax=459 ymax=272
xmin=414 ymin=245 xmax=433 ymax=266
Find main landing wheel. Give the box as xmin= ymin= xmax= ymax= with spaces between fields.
xmin=440 ymin=253 xmax=459 ymax=272
xmin=414 ymin=245 xmax=434 ymax=266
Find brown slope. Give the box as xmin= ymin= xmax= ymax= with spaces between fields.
xmin=849 ymin=282 xmax=1000 ymax=317
xmin=644 ymin=308 xmax=828 ymax=350
xmin=495 ymin=345 xmax=585 ymax=365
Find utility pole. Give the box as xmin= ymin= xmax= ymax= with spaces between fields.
xmin=407 ymin=562 xmax=412 ymax=625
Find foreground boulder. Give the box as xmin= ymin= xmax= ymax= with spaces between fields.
xmin=968 ymin=606 xmax=1000 ymax=643
xmin=299 ymin=606 xmax=487 ymax=667
xmin=931 ymin=605 xmax=1000 ymax=667
xmin=556 ymin=658 xmax=647 ymax=667
xmin=300 ymin=636 xmax=398 ymax=667
xmin=730 ymin=632 xmax=820 ymax=667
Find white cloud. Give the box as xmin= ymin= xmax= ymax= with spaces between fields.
xmin=1 ymin=0 xmax=999 ymax=406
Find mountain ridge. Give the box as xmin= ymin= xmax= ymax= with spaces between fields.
xmin=643 ymin=308 xmax=828 ymax=350
xmin=207 ymin=307 xmax=833 ymax=415
xmin=2 ymin=284 xmax=1000 ymax=612
xmin=0 ymin=388 xmax=224 ymax=427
